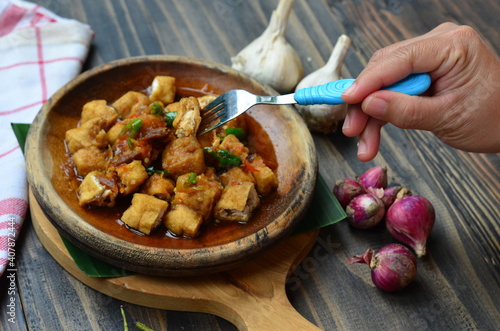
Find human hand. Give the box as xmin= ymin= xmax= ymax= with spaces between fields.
xmin=341 ymin=22 xmax=500 ymax=161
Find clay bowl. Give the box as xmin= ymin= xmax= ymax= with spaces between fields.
xmin=25 ymin=55 xmax=317 ymax=276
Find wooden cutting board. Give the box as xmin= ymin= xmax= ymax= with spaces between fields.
xmin=29 ymin=190 xmax=322 ymax=330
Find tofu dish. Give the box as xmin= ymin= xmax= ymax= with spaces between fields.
xmin=64 ymin=76 xmax=278 ymax=238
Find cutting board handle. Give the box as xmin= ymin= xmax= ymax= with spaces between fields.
xmin=223 ymin=291 xmax=321 ymax=330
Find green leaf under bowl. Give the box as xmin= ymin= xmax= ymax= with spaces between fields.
xmin=11 ymin=123 xmax=30 ymax=155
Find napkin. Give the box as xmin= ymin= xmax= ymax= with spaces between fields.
xmin=0 ymin=0 xmax=93 ymax=277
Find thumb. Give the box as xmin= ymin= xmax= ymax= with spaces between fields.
xmin=360 ymin=90 xmax=448 ymax=131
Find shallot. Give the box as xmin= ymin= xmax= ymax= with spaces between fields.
xmin=358 ymin=166 xmax=388 ymax=190
xmin=346 ymin=193 xmax=385 ymax=229
xmin=333 ymin=178 xmax=364 ymax=208
xmin=380 ymin=186 xmax=405 ymax=208
xmin=386 ymin=194 xmax=435 ymax=257
xmin=348 ymin=243 xmax=417 ymax=291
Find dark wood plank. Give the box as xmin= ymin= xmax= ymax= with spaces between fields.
xmin=11 ymin=0 xmax=500 ymax=330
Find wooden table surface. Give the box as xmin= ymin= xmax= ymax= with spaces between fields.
xmin=2 ymin=0 xmax=499 ymax=330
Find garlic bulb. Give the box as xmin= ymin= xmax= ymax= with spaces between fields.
xmin=295 ymin=34 xmax=351 ymax=133
xmin=231 ymin=0 xmax=303 ymax=94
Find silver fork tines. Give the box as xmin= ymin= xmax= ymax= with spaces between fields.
xmin=197 ymin=90 xmax=296 ymax=136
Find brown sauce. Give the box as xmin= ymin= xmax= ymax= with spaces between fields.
xmin=55 ymin=89 xmax=280 ymax=249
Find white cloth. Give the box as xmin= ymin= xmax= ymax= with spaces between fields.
xmin=0 ymin=0 xmax=93 ymax=277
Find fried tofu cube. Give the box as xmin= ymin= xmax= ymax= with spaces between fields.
xmin=219 ymin=167 xmax=255 ymax=187
xmin=112 ymin=91 xmax=150 ymax=118
xmin=121 ymin=193 xmax=169 ymax=235
xmin=165 ymin=102 xmax=181 ymax=113
xmin=172 ymin=97 xmax=201 ymax=137
xmin=162 ymin=136 xmax=206 ymax=178
xmin=219 ymin=134 xmax=249 ymax=160
xmin=106 ymin=121 xmax=126 ymax=144
xmin=116 ymin=160 xmax=149 ymax=195
xmin=197 ymin=129 xmax=219 ymax=149
xmin=72 ymin=146 xmax=109 ymax=177
xmin=197 ymin=95 xmax=216 ymax=109
xmin=214 ymin=182 xmax=260 ymax=222
xmin=78 ymin=171 xmax=118 ymax=207
xmin=65 ymin=118 xmax=108 ymax=154
xmin=172 ymin=173 xmax=223 ymax=221
xmin=250 ymin=156 xmax=278 ymax=196
xmin=140 ymin=173 xmax=175 ymax=200
xmin=81 ymin=100 xmax=118 ymax=130
xmin=150 ymin=76 xmax=176 ymax=104
xmin=163 ymin=204 xmax=203 ymax=238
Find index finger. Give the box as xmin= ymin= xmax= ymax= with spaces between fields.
xmin=341 ymin=24 xmax=459 ymax=104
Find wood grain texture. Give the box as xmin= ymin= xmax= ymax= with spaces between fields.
xmin=2 ymin=0 xmax=499 ymax=330
xmin=29 ymin=190 xmax=321 ymax=331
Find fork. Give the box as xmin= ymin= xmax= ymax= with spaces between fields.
xmin=198 ymin=73 xmax=431 ymax=135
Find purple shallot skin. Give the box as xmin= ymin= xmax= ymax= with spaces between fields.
xmin=370 ymin=244 xmax=417 ymax=291
xmin=386 ymin=196 xmax=435 ymax=257
xmin=346 ymin=194 xmax=385 ymax=229
xmin=358 ymin=165 xmax=388 ymax=190
xmin=333 ymin=178 xmax=364 ymax=208
xmin=381 ymin=186 xmax=403 ymax=208
xmin=348 ymin=243 xmax=417 ymax=292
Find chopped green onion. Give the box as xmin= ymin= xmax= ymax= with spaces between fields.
xmin=120 ymin=118 xmax=143 ymax=137
xmin=203 ymin=147 xmax=242 ymax=168
xmin=225 ymin=127 xmax=246 ymax=140
xmin=134 ymin=322 xmax=155 ymax=331
xmin=120 ymin=305 xmax=129 ymax=331
xmin=126 ymin=137 xmax=134 ymax=150
xmin=149 ymin=101 xmax=163 ymax=115
xmin=187 ymin=172 xmax=197 ymax=185
xmin=146 ymin=166 xmax=169 ymax=175
xmin=165 ymin=111 xmax=177 ymax=127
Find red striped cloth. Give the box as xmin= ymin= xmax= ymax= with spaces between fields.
xmin=0 ymin=0 xmax=93 ymax=277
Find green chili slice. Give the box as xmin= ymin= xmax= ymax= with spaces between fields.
xmin=149 ymin=101 xmax=163 ymax=115
xmin=225 ymin=127 xmax=246 ymax=140
xmin=165 ymin=111 xmax=177 ymax=127
xmin=203 ymin=147 xmax=242 ymax=167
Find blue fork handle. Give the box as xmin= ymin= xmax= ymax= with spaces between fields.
xmin=294 ymin=73 xmax=431 ymax=105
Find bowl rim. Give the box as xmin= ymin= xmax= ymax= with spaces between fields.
xmin=25 ymin=55 xmax=318 ymax=276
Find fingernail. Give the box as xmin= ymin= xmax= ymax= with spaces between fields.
xmin=357 ymin=140 xmax=367 ymax=155
xmin=365 ymin=96 xmax=388 ymax=118
xmin=343 ymin=82 xmax=357 ymax=96
xmin=342 ymin=113 xmax=351 ymax=130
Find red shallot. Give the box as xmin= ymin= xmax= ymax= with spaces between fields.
xmin=386 ymin=195 xmax=435 ymax=257
xmin=348 ymin=243 xmax=417 ymax=291
xmin=381 ymin=186 xmax=406 ymax=208
xmin=358 ymin=165 xmax=387 ymax=190
xmin=346 ymin=193 xmax=385 ymax=229
xmin=333 ymin=178 xmax=365 ymax=208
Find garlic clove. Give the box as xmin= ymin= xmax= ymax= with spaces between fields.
xmin=231 ymin=0 xmax=303 ymax=94
xmin=294 ymin=34 xmax=351 ymax=133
